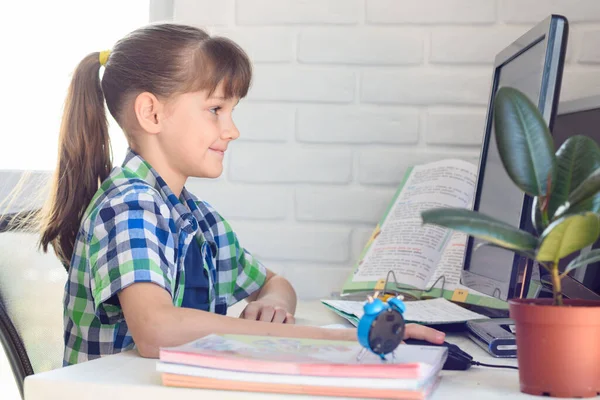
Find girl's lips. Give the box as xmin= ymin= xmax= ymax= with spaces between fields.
xmin=209 ymin=148 xmax=225 ymax=155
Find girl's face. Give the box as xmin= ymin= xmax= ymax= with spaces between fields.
xmin=158 ymin=83 xmax=240 ymax=180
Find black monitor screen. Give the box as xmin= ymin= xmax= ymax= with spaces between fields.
xmin=466 ymin=40 xmax=546 ymax=298
xmin=553 ymin=103 xmax=600 ymax=295
xmin=461 ymin=15 xmax=568 ymax=301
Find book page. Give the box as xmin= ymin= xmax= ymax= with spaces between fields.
xmin=425 ymin=231 xmax=496 ymax=301
xmin=425 ymin=232 xmax=467 ymax=291
xmin=351 ymin=159 xmax=476 ymax=290
xmin=321 ymin=298 xmax=487 ymax=325
xmin=402 ymin=298 xmax=488 ymax=324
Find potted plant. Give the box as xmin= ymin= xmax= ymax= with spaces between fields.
xmin=421 ymin=86 xmax=600 ymax=398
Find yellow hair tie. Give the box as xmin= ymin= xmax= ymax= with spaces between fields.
xmin=99 ymin=50 xmax=111 ymax=66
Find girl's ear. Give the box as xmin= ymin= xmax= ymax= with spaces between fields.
xmin=134 ymin=92 xmax=163 ymax=135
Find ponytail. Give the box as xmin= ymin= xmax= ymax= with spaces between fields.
xmin=39 ymin=52 xmax=112 ymax=268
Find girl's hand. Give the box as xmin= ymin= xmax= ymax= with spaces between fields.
xmin=326 ymin=323 xmax=445 ymax=344
xmin=240 ymin=300 xmax=296 ymax=324
xmin=404 ymin=323 xmax=446 ymax=344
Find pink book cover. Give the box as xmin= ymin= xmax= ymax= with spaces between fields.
xmin=161 ymin=373 xmax=441 ymax=399
xmin=159 ymin=334 xmax=447 ymax=380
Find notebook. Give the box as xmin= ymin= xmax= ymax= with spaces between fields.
xmin=160 ymin=373 xmax=441 ymax=400
xmin=157 ymin=361 xmax=437 ymax=390
xmin=159 ymin=333 xmax=447 ymax=379
xmin=158 ymin=334 xmax=447 ymax=399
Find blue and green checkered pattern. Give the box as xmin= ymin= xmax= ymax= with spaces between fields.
xmin=63 ymin=149 xmax=266 ymax=365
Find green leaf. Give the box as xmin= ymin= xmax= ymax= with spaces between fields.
xmin=565 ymin=169 xmax=600 ymax=212
xmin=567 ymin=192 xmax=600 ymax=214
xmin=536 ymin=212 xmax=600 ymax=262
xmin=494 ymin=87 xmax=556 ymax=197
xmin=421 ymin=208 xmax=538 ymax=252
xmin=548 ymin=135 xmax=600 ymax=218
xmin=563 ymin=249 xmax=600 ymax=275
xmin=531 ymin=196 xmax=546 ymax=233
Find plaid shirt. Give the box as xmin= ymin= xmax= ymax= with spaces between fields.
xmin=63 ymin=149 xmax=267 ymax=365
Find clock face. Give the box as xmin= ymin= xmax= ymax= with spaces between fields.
xmin=367 ymin=308 xmax=405 ymax=355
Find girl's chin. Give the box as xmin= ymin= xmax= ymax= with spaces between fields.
xmin=188 ymin=158 xmax=224 ymax=179
xmin=201 ymin=165 xmax=224 ymax=179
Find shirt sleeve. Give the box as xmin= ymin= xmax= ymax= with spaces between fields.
xmin=88 ymin=191 xmax=176 ymax=324
xmin=230 ymin=244 xmax=267 ymax=304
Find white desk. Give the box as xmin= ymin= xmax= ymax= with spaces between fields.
xmin=23 ymin=301 xmax=577 ymax=400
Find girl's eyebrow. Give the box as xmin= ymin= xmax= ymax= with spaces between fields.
xmin=208 ymin=95 xmax=240 ymax=106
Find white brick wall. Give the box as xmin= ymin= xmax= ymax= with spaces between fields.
xmin=366 ymin=0 xmax=496 ymax=24
xmin=499 ymin=0 xmax=600 ymax=23
xmin=296 ymin=106 xmax=419 ymax=144
xmin=580 ymin=30 xmax=600 ymax=63
xmin=295 ymin=187 xmax=396 ymax=223
xmin=361 ymin=70 xmax=492 ymax=105
xmin=430 ymin=27 xmax=527 ymax=64
xmin=229 ymin=144 xmax=353 ymax=183
xmin=236 ymin=0 xmax=362 ymax=25
xmin=248 ymin=66 xmax=356 ymax=102
xmin=172 ymin=0 xmax=600 ymax=300
xmin=426 ymin=108 xmax=487 ymax=145
xmin=298 ymin=28 xmax=424 ymax=64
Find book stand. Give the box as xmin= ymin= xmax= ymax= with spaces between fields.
xmin=379 ymin=270 xmax=447 ymax=301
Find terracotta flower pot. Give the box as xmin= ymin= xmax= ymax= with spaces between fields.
xmin=508 ymin=298 xmax=600 ymax=398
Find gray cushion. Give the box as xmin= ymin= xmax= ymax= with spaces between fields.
xmin=0 ymin=232 xmax=66 ymax=373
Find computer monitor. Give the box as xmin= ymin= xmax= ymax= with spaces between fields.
xmin=544 ymin=96 xmax=600 ymax=300
xmin=460 ymin=15 xmax=569 ymax=301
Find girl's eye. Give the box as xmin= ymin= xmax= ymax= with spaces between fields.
xmin=209 ymin=106 xmax=222 ymax=115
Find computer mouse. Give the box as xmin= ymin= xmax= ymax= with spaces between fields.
xmin=404 ymin=339 xmax=473 ymax=371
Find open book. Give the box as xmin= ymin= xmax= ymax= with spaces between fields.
xmin=341 ymin=159 xmax=507 ymax=310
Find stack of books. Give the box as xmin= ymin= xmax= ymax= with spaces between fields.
xmin=157 ymin=334 xmax=447 ymax=399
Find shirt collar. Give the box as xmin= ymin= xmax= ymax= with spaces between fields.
xmin=121 ymin=149 xmax=217 ymax=253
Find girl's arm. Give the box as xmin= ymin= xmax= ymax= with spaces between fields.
xmin=118 ymin=282 xmax=354 ymax=358
xmin=118 ymin=282 xmax=446 ymax=359
xmin=240 ymin=268 xmax=298 ymax=323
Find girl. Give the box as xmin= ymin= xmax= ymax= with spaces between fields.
xmin=36 ymin=23 xmax=445 ymax=365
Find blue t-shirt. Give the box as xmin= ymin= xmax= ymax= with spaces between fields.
xmin=182 ymin=239 xmax=227 ymax=315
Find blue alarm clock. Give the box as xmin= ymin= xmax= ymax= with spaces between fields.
xmin=356 ymin=293 xmax=407 ymax=361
